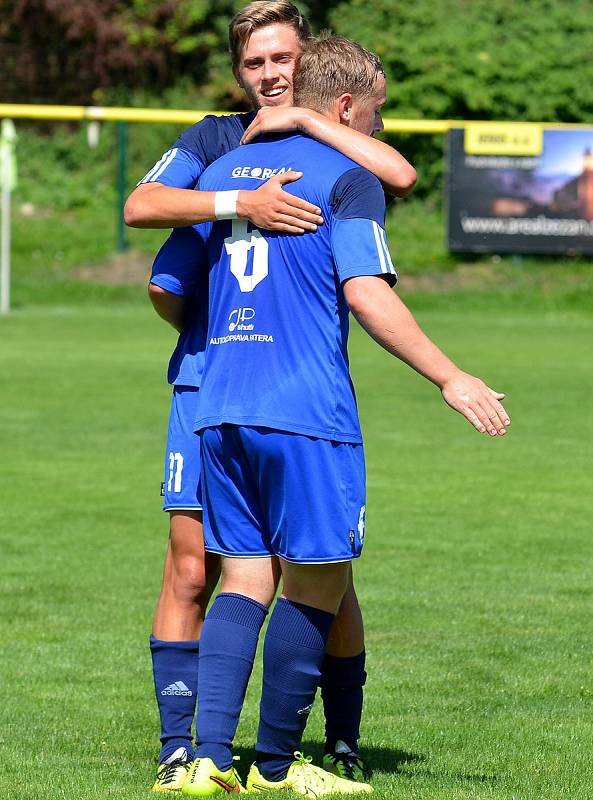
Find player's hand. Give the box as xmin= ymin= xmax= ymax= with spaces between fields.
xmin=241 ymin=107 xmax=309 ymax=144
xmin=441 ymin=371 xmax=510 ymax=436
xmin=236 ymin=172 xmax=324 ymax=234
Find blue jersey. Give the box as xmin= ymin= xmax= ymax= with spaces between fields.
xmin=139 ymin=113 xmax=255 ymax=189
xmin=147 ymin=113 xmax=254 ymax=385
xmin=194 ymin=133 xmax=397 ymax=444
xmin=150 ymin=227 xmax=209 ymax=386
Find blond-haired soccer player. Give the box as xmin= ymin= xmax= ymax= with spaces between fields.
xmin=176 ymin=34 xmax=508 ymax=797
xmin=125 ymin=2 xmax=416 ymax=793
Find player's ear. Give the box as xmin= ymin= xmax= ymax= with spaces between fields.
xmin=233 ymin=66 xmax=242 ymax=88
xmin=337 ymin=93 xmax=353 ymax=124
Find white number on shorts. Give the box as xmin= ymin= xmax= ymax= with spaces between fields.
xmin=167 ymin=451 xmax=184 ymax=493
xmin=224 ymin=219 xmax=269 ymax=293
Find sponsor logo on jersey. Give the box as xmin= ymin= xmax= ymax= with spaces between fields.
xmin=210 ymin=333 xmax=274 ymax=345
xmin=230 ymin=166 xmax=292 ymax=181
xmin=228 ymin=307 xmax=256 ymax=332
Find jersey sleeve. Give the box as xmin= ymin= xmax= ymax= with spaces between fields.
xmin=136 ymin=114 xmax=253 ymax=188
xmin=330 ymin=167 xmax=397 ymax=286
xmin=150 ymin=227 xmax=207 ymax=296
xmin=137 ymin=146 xmax=205 ymax=188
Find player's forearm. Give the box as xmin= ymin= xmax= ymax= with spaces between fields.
xmin=125 ymin=184 xmax=219 ymax=228
xmin=302 ymin=111 xmax=417 ymax=197
xmin=148 ymin=283 xmax=187 ymax=332
xmin=344 ymin=277 xmax=459 ymax=388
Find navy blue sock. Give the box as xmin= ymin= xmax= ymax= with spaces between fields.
xmin=320 ymin=650 xmax=366 ymax=755
xmin=256 ymin=598 xmax=335 ymax=782
xmin=195 ymin=593 xmax=267 ymax=771
xmin=150 ymin=635 xmax=199 ymax=762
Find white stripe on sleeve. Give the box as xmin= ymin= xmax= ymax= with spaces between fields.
xmin=378 ymin=225 xmax=396 ymax=275
xmin=372 ymin=221 xmax=388 ymax=274
xmin=139 ymin=148 xmax=178 ymax=184
xmin=140 ymin=149 xmax=172 ymax=183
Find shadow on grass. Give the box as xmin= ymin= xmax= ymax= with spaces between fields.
xmin=397 ymin=767 xmax=500 ymax=785
xmin=361 ymin=745 xmax=425 ymax=776
xmin=231 ymin=741 xmax=425 ymax=779
xmin=232 ymin=743 xmax=498 ymax=786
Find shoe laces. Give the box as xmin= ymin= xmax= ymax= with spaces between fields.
xmin=293 ymin=752 xmax=314 ymax=768
xmin=291 ymin=752 xmax=335 ymax=787
xmin=158 ymin=757 xmax=191 ymax=785
xmin=327 ymin=752 xmax=365 ymax=781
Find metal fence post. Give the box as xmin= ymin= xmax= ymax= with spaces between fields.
xmin=116 ymin=120 xmax=128 ymax=253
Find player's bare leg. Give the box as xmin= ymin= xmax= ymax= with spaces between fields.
xmin=280 ymin=559 xmax=350 ymax=613
xmin=153 ymin=511 xmax=220 ymax=640
xmin=327 ymin=568 xmax=364 ymax=656
xmin=151 ymin=511 xmax=220 ymax=792
xmin=321 ymin=568 xmax=368 ymax=781
xmin=218 ymin=552 xmax=280 ymax=607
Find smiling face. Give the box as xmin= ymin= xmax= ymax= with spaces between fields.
xmin=233 ymin=23 xmax=302 ymax=109
xmin=348 ymin=72 xmax=387 ymax=137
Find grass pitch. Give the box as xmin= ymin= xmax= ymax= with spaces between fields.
xmin=1 ymin=303 xmax=592 ymax=799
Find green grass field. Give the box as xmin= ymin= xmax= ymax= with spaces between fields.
xmin=1 ymin=301 xmax=591 ymax=799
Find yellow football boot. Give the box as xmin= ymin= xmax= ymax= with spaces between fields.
xmin=247 ymin=752 xmax=373 ymax=796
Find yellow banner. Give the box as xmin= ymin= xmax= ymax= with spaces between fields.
xmin=464 ymin=123 xmax=543 ymax=155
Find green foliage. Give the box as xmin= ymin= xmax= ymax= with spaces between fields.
xmin=329 ymin=0 xmax=593 ymax=123
xmin=329 ymin=0 xmax=593 ymax=192
xmin=1 ymin=0 xmax=238 ymax=104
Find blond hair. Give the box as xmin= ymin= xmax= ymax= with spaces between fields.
xmin=293 ymin=35 xmax=384 ymax=112
xmin=229 ymin=1 xmax=312 ymax=68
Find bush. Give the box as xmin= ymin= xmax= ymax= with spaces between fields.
xmin=0 ymin=0 xmax=237 ymax=104
xmin=329 ymin=0 xmax=593 ymax=193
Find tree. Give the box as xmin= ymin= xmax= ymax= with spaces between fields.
xmin=0 ymin=0 xmax=237 ymax=104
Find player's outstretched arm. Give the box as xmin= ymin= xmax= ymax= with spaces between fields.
xmin=124 ymin=175 xmax=323 ymax=233
xmin=343 ymin=276 xmax=510 ymax=436
xmin=241 ymin=107 xmax=417 ymax=197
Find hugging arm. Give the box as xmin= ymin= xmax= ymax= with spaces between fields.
xmin=242 ymin=107 xmax=417 ymax=197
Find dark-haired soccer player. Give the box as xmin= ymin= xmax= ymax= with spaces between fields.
xmin=125 ymin=2 xmax=416 ymax=793
xmin=177 ymin=35 xmax=509 ymax=798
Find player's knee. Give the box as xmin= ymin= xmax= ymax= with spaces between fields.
xmin=172 ymin=552 xmax=214 ymax=606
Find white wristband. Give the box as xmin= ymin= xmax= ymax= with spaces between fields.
xmin=214 ymin=190 xmax=240 ymax=220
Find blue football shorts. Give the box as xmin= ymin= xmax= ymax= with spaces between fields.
xmin=199 ymin=425 xmax=367 ymax=563
xmin=162 ymin=386 xmax=202 ymax=511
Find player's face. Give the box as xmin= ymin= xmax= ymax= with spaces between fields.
xmin=349 ymin=73 xmax=387 ymax=137
xmin=234 ymin=23 xmax=301 ymax=110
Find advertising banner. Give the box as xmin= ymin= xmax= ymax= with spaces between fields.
xmin=447 ymin=124 xmax=593 ymax=254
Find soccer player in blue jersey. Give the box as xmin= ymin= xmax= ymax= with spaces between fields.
xmin=125 ymin=2 xmax=417 ymax=792
xmin=177 ymin=35 xmax=509 ymax=798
